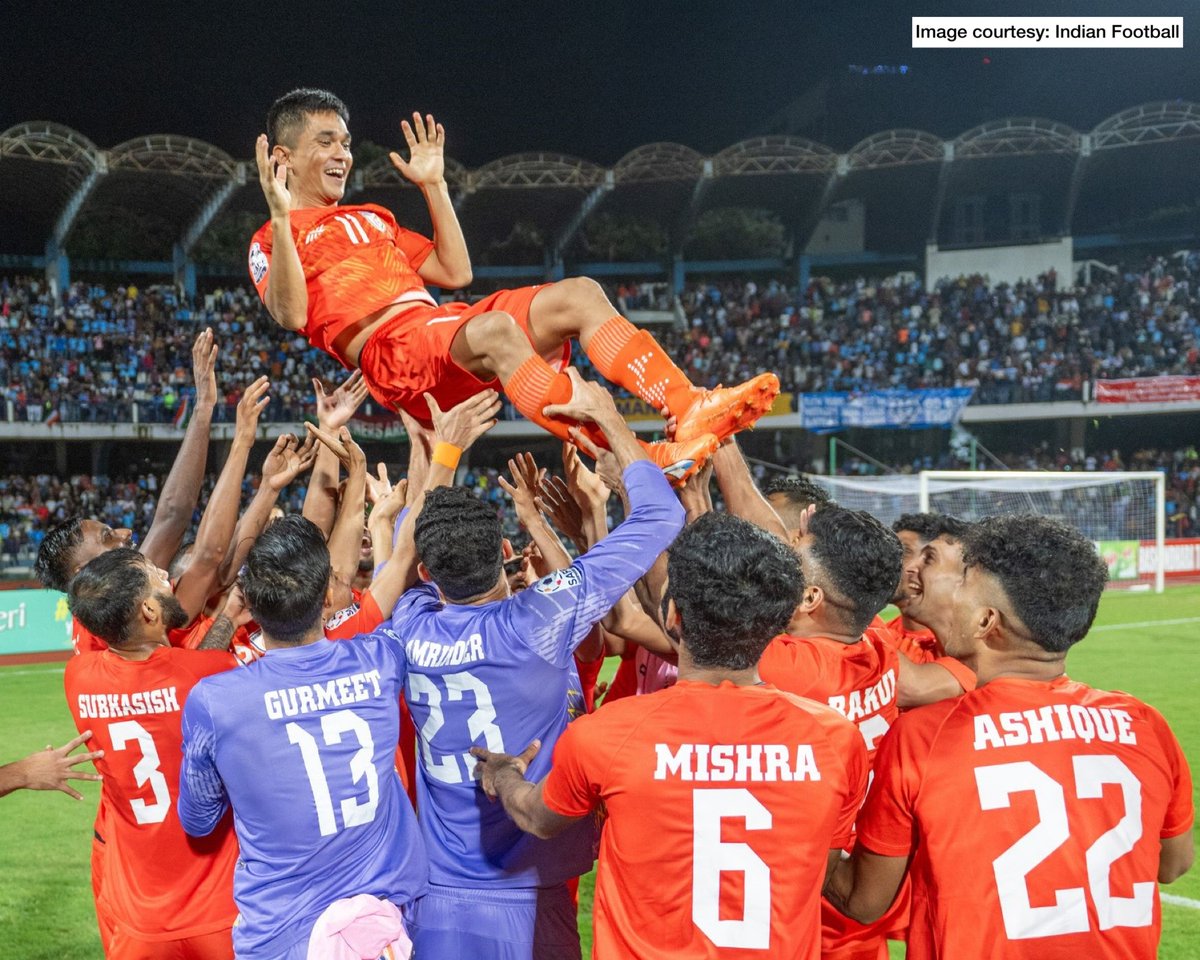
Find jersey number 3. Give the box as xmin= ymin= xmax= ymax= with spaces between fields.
xmin=109 ymin=720 xmax=171 ymax=825
xmin=976 ymin=756 xmax=1153 ymax=939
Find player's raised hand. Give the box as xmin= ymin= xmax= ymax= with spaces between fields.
xmin=368 ymin=477 xmax=408 ymax=533
xmin=191 ymin=328 xmax=218 ymax=408
xmin=678 ymin=458 xmax=714 ymax=522
xmin=235 ymin=376 xmax=271 ymax=441
xmin=262 ymin=433 xmax=318 ymax=491
xmin=364 ymin=462 xmax=393 ymax=505
xmin=425 ymin=390 xmax=501 ymax=451
xmin=398 ymin=407 xmax=433 ymax=452
xmin=538 ymin=474 xmax=586 ymax=549
xmin=255 ymin=134 xmax=292 ymax=217
xmin=542 ymin=368 xmax=620 ymax=425
xmin=390 ymin=113 xmax=446 ymax=187
xmin=6 ymin=731 xmax=103 ymax=801
xmin=498 ymin=452 xmax=545 ymax=522
xmin=567 ymin=426 xmax=624 ymax=496
xmin=563 ymin=443 xmax=610 ymax=511
xmin=470 ymin=740 xmax=541 ymax=800
xmin=305 ymin=424 xmax=368 ymax=475
xmin=314 ymin=370 xmax=370 ymax=430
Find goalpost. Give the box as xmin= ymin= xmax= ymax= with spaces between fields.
xmin=917 ymin=471 xmax=1167 ymax=593
xmin=813 ymin=471 xmax=1167 ymax=592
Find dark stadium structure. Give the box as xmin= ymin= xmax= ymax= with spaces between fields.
xmin=2 ymin=102 xmax=1197 ymax=295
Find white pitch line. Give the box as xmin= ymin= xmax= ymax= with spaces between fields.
xmin=0 ymin=666 xmax=66 ymax=678
xmin=1162 ymin=893 xmax=1200 ymax=911
xmin=1090 ymin=617 xmax=1200 ymax=632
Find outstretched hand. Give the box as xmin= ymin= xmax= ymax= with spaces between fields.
xmin=425 ymin=390 xmax=501 ymax=450
xmin=389 ymin=113 xmax=446 ymax=187
xmin=255 ymin=134 xmax=291 ymax=218
xmin=262 ymin=434 xmax=318 ymax=491
xmin=191 ymin=328 xmax=218 ymax=407
xmin=305 ymin=424 xmax=368 ymax=475
xmin=498 ymin=453 xmax=545 ymax=521
xmin=541 ymin=368 xmax=618 ymax=425
xmin=8 ymin=731 xmax=103 ymax=801
xmin=235 ymin=377 xmax=271 ymax=441
xmin=314 ymin=370 xmax=371 ymax=430
xmin=470 ymin=740 xmax=541 ymax=800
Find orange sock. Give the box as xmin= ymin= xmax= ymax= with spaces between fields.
xmin=504 ymin=354 xmax=608 ymax=448
xmin=586 ymin=315 xmax=697 ymax=415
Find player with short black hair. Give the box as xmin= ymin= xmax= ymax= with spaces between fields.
xmin=761 ymin=474 xmax=832 ymax=532
xmin=413 ymin=486 xmax=505 ymax=601
xmin=178 ymin=515 xmax=427 ymax=959
xmin=826 ymin=514 xmax=1195 ymax=959
xmin=250 ymin=88 xmax=780 ymax=485
xmin=64 ymin=549 xmax=239 ymax=959
xmin=472 ymin=511 xmax=869 ymax=958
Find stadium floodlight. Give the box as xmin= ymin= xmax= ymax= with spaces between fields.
xmin=918 ymin=471 xmax=1166 ymax=593
xmin=812 ymin=470 xmax=1167 ymax=592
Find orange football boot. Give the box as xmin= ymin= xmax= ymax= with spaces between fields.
xmin=640 ymin=433 xmax=720 ymax=486
xmin=672 ymin=373 xmax=781 ymax=443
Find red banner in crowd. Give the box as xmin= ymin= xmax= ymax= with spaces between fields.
xmin=1095 ymin=376 xmax=1200 ymax=404
xmin=1138 ymin=539 xmax=1200 ymax=579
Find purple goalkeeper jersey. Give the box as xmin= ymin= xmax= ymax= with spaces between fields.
xmin=178 ymin=632 xmax=427 ymax=959
xmin=393 ymin=459 xmax=684 ymax=888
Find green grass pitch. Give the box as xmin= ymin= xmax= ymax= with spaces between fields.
xmin=2 ymin=585 xmax=1197 ymax=958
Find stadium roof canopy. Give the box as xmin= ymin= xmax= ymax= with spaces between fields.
xmin=2 ymin=100 xmax=1198 ymax=265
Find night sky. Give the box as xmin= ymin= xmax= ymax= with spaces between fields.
xmin=2 ymin=0 xmax=1194 ymax=165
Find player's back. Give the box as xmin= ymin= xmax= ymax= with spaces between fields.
xmin=860 ymin=676 xmax=1194 ymax=960
xmin=183 ymin=633 xmax=427 ymax=958
xmin=759 ymin=631 xmax=899 ymax=762
xmin=395 ymin=583 xmax=597 ymax=888
xmin=64 ymin=647 xmax=239 ymax=941
xmin=565 ymin=680 xmax=868 ymax=959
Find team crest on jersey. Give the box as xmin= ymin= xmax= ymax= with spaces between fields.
xmin=534 ymin=568 xmax=582 ymax=595
xmin=304 ymin=224 xmax=326 ymax=245
xmin=360 ymin=210 xmax=389 ymax=234
xmin=249 ymin=242 xmax=268 ymax=283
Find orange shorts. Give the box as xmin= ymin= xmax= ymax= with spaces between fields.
xmin=92 ymin=832 xmax=116 ymax=953
xmin=358 ymin=285 xmax=571 ymax=422
xmin=106 ymin=927 xmax=233 ymax=960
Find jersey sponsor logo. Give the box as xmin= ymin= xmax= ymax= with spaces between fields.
xmin=653 ymin=742 xmax=822 ymax=782
xmin=534 ymin=568 xmax=582 ymax=595
xmin=304 ymin=224 xmax=327 ymax=245
xmin=360 ymin=210 xmax=389 ymax=234
xmin=972 ymin=704 xmax=1138 ymax=751
xmin=249 ymin=242 xmax=269 ymax=284
xmin=77 ymin=686 xmax=181 ymax=719
xmin=263 ymin=669 xmax=384 ymax=720
xmin=325 ymin=602 xmax=360 ymax=631
xmin=827 ymin=668 xmax=896 ymax=722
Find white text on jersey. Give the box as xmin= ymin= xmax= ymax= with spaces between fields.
xmin=406 ymin=633 xmax=485 ymax=669
xmin=653 ymin=743 xmax=821 ymax=782
xmin=77 ymin=686 xmax=180 ymax=719
xmin=264 ymin=670 xmax=383 ymax=720
xmin=827 ymin=668 xmax=896 ymax=722
xmin=972 ymin=704 xmax=1138 ymax=751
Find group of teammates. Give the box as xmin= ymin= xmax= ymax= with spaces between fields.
xmin=11 ymin=84 xmax=1194 ymax=959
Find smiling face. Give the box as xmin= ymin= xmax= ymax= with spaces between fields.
xmin=274 ymin=110 xmax=353 ymax=207
xmin=902 ymin=534 xmax=966 ymax=640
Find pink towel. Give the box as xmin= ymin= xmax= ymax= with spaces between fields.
xmin=306 ymin=895 xmax=413 ymax=960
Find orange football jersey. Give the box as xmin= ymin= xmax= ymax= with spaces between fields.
xmin=64 ymin=647 xmax=240 ymax=941
xmin=858 ymin=676 xmax=1194 ymax=960
xmin=542 ymin=679 xmax=868 ymax=959
xmin=874 ymin=615 xmax=941 ymax=664
xmin=758 ymin=633 xmax=899 ymax=764
xmin=249 ymin=204 xmax=435 ymax=361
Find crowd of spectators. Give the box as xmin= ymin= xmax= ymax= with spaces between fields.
xmin=3 ymin=443 xmax=1194 ymax=571
xmin=2 ymin=253 xmax=1197 ymax=424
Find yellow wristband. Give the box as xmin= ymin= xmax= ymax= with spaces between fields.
xmin=432 ymin=441 xmax=462 ymax=470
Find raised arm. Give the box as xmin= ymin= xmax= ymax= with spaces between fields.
xmin=305 ymin=425 xmax=368 ymax=588
xmin=254 ymin=134 xmax=307 ymax=330
xmin=390 ymin=113 xmax=472 ymax=289
xmin=174 ymin=378 xmax=269 ymax=619
xmin=178 ymin=687 xmax=230 ymax=837
xmin=499 ymin=453 xmax=572 ymax=573
xmin=303 ymin=371 xmax=370 ymax=537
xmin=140 ymin=329 xmax=217 ymax=568
xmin=217 ymin=433 xmax=317 ymax=587
xmin=711 ymin=438 xmax=789 ymax=540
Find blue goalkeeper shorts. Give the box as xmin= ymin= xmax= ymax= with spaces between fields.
xmin=407 ymin=882 xmax=580 ymax=960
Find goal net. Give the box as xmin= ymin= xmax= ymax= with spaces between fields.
xmin=812 ymin=471 xmax=1166 ymax=592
